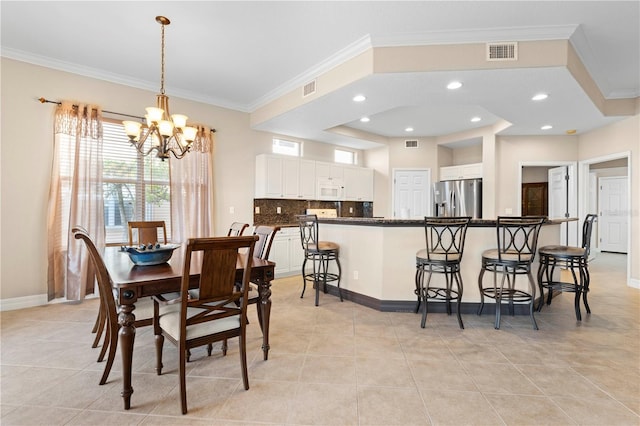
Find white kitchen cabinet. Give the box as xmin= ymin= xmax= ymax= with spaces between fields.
xmin=298 ymin=159 xmax=316 ymax=199
xmin=256 ymin=154 xmax=316 ymax=199
xmin=343 ymin=166 xmax=374 ymax=201
xmin=439 ymin=162 xmax=483 ymax=181
xmin=315 ymin=162 xmax=344 ymax=181
xmin=270 ymin=227 xmax=304 ymax=277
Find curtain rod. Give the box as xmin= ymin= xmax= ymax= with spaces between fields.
xmin=38 ymin=97 xmax=216 ymax=133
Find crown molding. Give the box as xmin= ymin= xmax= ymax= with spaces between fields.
xmin=248 ymin=34 xmax=373 ymax=111
xmin=1 ymin=47 xmax=250 ymax=113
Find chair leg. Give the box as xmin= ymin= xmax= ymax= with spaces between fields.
xmin=155 ymin=333 xmax=165 ymax=375
xmin=414 ymin=266 xmax=423 ymax=314
xmin=536 ymin=260 xmax=546 ymax=312
xmin=526 ymin=271 xmax=539 ymax=330
xmin=494 ymin=271 xmax=503 ymax=330
xmin=445 ymin=269 xmax=452 ymax=316
xmin=179 ymin=344 xmax=188 ymax=415
xmin=420 ymin=270 xmax=432 ymax=328
xmin=91 ymin=305 xmax=106 ymax=348
xmin=99 ymin=324 xmax=119 ymax=385
xmin=300 ymin=258 xmax=308 ymax=298
xmin=97 ymin=320 xmax=110 ymax=362
xmin=313 ymin=257 xmax=320 ymax=307
xmin=222 ymin=340 xmax=228 ymax=356
xmin=239 ymin=330 xmax=249 ymax=390
xmin=335 ymin=255 xmax=343 ymax=302
xmin=477 ymin=268 xmax=486 ymax=316
xmin=582 ymin=263 xmax=591 ymax=314
xmin=454 ymin=270 xmax=464 ymax=329
xmin=569 ymin=263 xmax=582 ymax=321
xmin=207 ymin=343 xmax=213 ymax=356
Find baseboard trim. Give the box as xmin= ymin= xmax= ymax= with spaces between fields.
xmin=317 ymin=284 xmax=542 ymax=314
xmin=630 ymin=278 xmax=640 ymax=289
xmin=0 ymin=294 xmax=48 ymax=311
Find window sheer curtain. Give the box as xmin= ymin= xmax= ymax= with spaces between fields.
xmin=170 ymin=125 xmax=214 ymax=242
xmin=47 ymin=101 xmax=105 ymax=301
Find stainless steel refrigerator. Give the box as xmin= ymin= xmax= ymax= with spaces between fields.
xmin=433 ymin=179 xmax=482 ymax=218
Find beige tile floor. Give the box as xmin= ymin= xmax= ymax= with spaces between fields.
xmin=1 ymin=252 xmax=639 ymax=425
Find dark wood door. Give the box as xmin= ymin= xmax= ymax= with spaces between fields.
xmin=522 ymin=182 xmax=548 ymax=216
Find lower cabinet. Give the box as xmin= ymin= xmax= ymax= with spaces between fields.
xmin=270 ymin=227 xmax=304 ymax=278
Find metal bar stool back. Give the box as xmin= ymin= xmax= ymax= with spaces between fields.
xmin=297 ymin=214 xmax=343 ymax=306
xmin=415 ymin=217 xmax=471 ymax=328
xmin=537 ymin=214 xmax=597 ymax=320
xmin=477 ymin=216 xmax=545 ymax=329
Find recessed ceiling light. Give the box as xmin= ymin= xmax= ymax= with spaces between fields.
xmin=360 ymin=117 xmax=370 ymax=123
xmin=541 ymin=125 xmax=553 ymax=130
xmin=447 ymin=81 xmax=463 ymax=90
xmin=405 ymin=127 xmax=414 ymax=132
xmin=532 ymin=93 xmax=549 ymax=101
xmin=352 ymin=94 xmax=366 ymax=102
xmin=470 ymin=117 xmax=481 ymax=122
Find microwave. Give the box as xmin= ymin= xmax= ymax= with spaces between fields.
xmin=317 ymin=178 xmax=344 ymax=200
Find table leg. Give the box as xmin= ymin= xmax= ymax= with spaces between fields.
xmin=118 ymin=303 xmax=136 ymax=410
xmin=257 ymin=278 xmax=272 ymax=360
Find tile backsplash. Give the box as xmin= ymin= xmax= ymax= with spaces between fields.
xmin=253 ymin=199 xmax=373 ymax=225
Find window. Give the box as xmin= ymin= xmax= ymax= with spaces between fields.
xmin=102 ymin=120 xmax=171 ymax=244
xmin=272 ymin=138 xmax=300 ymax=156
xmin=335 ymin=149 xmax=355 ymax=165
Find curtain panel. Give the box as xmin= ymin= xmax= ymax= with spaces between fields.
xmin=170 ymin=126 xmax=214 ymax=242
xmin=47 ymin=101 xmax=105 ymax=301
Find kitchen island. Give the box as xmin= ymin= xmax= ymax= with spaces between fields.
xmin=314 ymin=217 xmax=572 ymax=312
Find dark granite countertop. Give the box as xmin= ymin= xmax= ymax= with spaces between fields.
xmin=315 ymin=217 xmax=577 ymax=228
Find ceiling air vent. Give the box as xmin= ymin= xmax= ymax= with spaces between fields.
xmin=486 ymin=42 xmax=518 ymax=61
xmin=405 ymin=140 xmax=419 ymax=148
xmin=303 ymin=79 xmax=316 ymax=97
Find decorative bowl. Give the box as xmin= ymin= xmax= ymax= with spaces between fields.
xmin=121 ymin=243 xmax=180 ymax=266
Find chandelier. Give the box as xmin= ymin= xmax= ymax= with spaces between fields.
xmin=123 ymin=16 xmax=200 ymax=161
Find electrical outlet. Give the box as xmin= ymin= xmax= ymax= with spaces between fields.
xmin=229 ymin=206 xmax=235 ymax=214
xmin=505 ymin=207 xmax=513 ymax=214
xmin=276 ymin=206 xmax=282 ymax=214
xmin=349 ymin=207 xmax=354 ymax=214
xmin=255 ymin=206 xmax=260 ymax=214
xmin=353 ymin=270 xmax=359 ymax=280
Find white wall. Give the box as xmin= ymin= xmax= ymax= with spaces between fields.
xmin=578 ymin=115 xmax=639 ymax=285
xmin=496 ymin=135 xmax=578 ymax=215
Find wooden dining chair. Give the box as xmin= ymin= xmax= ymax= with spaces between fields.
xmin=153 ymin=235 xmax=258 ymax=415
xmin=73 ymin=227 xmax=168 ymax=385
xmin=90 ymin=220 xmax=170 ymax=350
xmin=227 ymin=222 xmax=249 ymax=237
xmin=246 ymin=225 xmax=280 ymax=329
xmin=128 ymin=220 xmax=168 ymax=246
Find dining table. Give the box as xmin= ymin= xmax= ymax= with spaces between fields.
xmin=102 ymin=245 xmax=276 ymax=410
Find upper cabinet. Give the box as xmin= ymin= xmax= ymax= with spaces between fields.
xmin=256 ymin=154 xmax=317 ymax=199
xmin=343 ymin=166 xmax=374 ymax=201
xmin=439 ymin=162 xmax=483 ymax=181
xmin=255 ymin=154 xmax=373 ymax=201
xmin=315 ymin=162 xmax=344 ymax=181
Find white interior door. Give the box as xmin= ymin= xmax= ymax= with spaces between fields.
xmin=548 ymin=166 xmax=569 ymax=244
xmin=598 ymin=176 xmax=628 ymax=253
xmin=393 ymin=169 xmax=430 ymax=218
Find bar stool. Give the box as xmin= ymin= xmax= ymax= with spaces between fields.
xmin=297 ymin=214 xmax=343 ymax=306
xmin=477 ymin=216 xmax=544 ymax=330
xmin=415 ymin=217 xmax=471 ymax=329
xmin=537 ymin=214 xmax=597 ymax=320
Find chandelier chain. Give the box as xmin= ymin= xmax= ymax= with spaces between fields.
xmin=160 ymin=21 xmax=165 ymax=95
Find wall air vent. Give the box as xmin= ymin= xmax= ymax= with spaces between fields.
xmin=405 ymin=140 xmax=419 ymax=148
xmin=303 ymin=79 xmax=316 ymax=97
xmin=486 ymin=42 xmax=518 ymax=61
